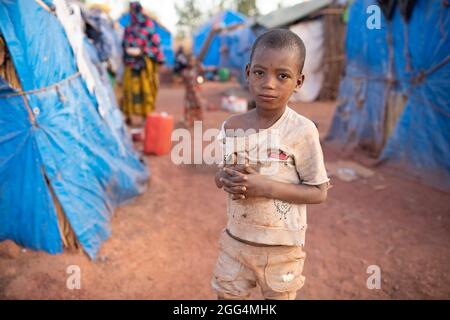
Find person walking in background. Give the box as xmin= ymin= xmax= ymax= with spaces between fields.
xmin=121 ymin=1 xmax=164 ymax=126
xmin=174 ymin=46 xmax=188 ymax=76
xmin=182 ymin=54 xmax=204 ymax=127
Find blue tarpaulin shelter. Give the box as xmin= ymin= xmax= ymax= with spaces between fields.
xmin=0 ymin=0 xmax=149 ymax=259
xmin=119 ymin=13 xmax=174 ymax=67
xmin=327 ymin=0 xmax=450 ymax=191
xmin=193 ymin=10 xmax=247 ymax=67
xmin=219 ymin=23 xmax=259 ymax=85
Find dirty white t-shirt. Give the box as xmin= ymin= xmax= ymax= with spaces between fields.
xmin=217 ymin=106 xmax=329 ymax=246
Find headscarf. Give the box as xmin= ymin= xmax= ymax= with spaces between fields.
xmin=123 ymin=2 xmax=164 ymax=70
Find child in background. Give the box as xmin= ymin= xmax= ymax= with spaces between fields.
xmin=211 ymin=29 xmax=329 ymax=300
xmin=182 ymin=54 xmax=204 ymax=127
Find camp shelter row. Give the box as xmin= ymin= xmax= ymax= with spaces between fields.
xmin=192 ymin=1 xmax=347 ymax=102
xmin=194 ymin=0 xmax=449 ymax=191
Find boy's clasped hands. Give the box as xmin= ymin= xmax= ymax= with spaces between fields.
xmin=216 ymin=164 xmax=269 ymax=200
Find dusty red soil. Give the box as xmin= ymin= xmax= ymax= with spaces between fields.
xmin=0 ymin=81 xmax=449 ymax=299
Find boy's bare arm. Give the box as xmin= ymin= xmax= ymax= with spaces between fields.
xmin=220 ymin=166 xmax=327 ymax=204
xmin=261 ymin=178 xmax=328 ymax=204
xmin=215 ymin=113 xmax=247 ymax=191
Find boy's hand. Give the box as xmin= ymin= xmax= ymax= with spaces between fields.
xmin=221 ymin=165 xmax=269 ymax=200
xmin=215 ymin=167 xmax=246 ymax=192
xmin=219 ymin=167 xmax=248 ymax=200
xmin=215 ymin=168 xmax=227 ymax=188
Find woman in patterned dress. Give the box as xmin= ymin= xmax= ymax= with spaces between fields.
xmin=121 ymin=2 xmax=164 ymax=125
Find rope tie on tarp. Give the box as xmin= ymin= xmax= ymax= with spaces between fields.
xmin=0 ymin=72 xmax=81 ymax=126
xmin=350 ymin=55 xmax=449 ymax=86
xmin=0 ymin=72 xmax=81 ymax=98
xmin=410 ymin=55 xmax=450 ymax=85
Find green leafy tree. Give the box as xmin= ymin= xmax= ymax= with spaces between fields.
xmin=174 ymin=0 xmax=203 ymax=38
xmin=277 ymin=0 xmax=284 ymax=9
xmin=206 ymin=0 xmax=230 ymax=16
xmin=235 ymin=0 xmax=259 ymax=16
xmin=208 ymin=0 xmax=259 ymax=17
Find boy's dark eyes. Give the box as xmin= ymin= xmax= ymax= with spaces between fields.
xmin=252 ymin=70 xmax=291 ymax=80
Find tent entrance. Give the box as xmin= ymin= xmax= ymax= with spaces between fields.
xmin=0 ymin=35 xmax=21 ymax=90
xmin=44 ymin=173 xmax=82 ymax=253
xmin=381 ymin=90 xmax=407 ymax=155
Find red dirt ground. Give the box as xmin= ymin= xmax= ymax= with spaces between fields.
xmin=0 ymin=81 xmax=449 ymax=299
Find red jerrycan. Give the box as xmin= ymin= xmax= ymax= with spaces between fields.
xmin=144 ymin=112 xmax=174 ymax=155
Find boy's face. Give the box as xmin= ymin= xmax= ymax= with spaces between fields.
xmin=246 ymin=47 xmax=304 ymax=111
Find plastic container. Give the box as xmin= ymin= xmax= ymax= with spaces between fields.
xmin=144 ymin=112 xmax=174 ymax=155
xmin=218 ymin=68 xmax=230 ymax=82
xmin=221 ymin=96 xmax=247 ymax=113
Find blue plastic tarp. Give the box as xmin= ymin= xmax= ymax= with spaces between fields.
xmin=219 ymin=23 xmax=266 ymax=85
xmin=327 ymin=0 xmax=450 ymax=191
xmin=193 ymin=10 xmax=247 ymax=67
xmin=0 ymin=0 xmax=149 ymax=259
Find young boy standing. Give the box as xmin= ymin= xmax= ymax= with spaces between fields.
xmin=211 ymin=29 xmax=329 ymax=300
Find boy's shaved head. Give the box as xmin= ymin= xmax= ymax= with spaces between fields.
xmin=249 ymin=28 xmax=306 ymax=74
